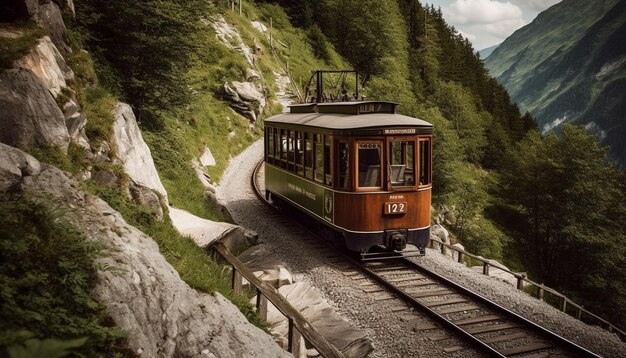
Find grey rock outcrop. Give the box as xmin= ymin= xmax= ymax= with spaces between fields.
xmin=0 ymin=68 xmax=70 ymax=152
xmin=112 ymin=102 xmax=168 ymax=202
xmin=169 ymin=207 xmax=241 ymax=249
xmin=29 ymin=1 xmax=69 ymax=52
xmin=0 ymin=143 xmax=41 ymax=192
xmin=129 ymin=181 xmax=164 ymax=221
xmin=200 ymin=146 xmax=216 ymax=167
xmin=63 ymin=99 xmax=90 ymax=149
xmin=0 ymin=143 xmax=290 ymax=358
xmin=221 ymin=81 xmax=266 ymax=122
xmin=264 ymin=281 xmax=373 ymax=357
xmin=210 ymin=15 xmax=255 ymax=66
xmin=14 ymin=36 xmax=74 ymax=97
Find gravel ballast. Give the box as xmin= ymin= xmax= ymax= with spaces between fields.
xmin=217 ymin=139 xmax=626 ymax=357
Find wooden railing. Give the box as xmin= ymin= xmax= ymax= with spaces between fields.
xmin=213 ymin=243 xmax=344 ymax=357
xmin=429 ymin=237 xmax=626 ymax=341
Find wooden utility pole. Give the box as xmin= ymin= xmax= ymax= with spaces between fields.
xmin=239 ymin=0 xmax=242 ymax=16
xmin=270 ymin=17 xmax=273 ymax=48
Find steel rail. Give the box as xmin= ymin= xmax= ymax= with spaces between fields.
xmin=252 ymin=159 xmax=601 ymax=357
xmin=401 ymin=258 xmax=601 ymax=357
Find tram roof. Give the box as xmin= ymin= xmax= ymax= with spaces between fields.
xmin=265 ymin=102 xmax=432 ymax=130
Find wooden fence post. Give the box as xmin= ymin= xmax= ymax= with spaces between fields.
xmin=256 ymin=288 xmax=268 ymax=321
xmin=288 ymin=318 xmax=303 ymax=356
xmin=232 ymin=266 xmax=242 ymax=294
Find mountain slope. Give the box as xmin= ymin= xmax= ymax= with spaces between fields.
xmin=478 ymin=44 xmax=499 ymax=59
xmin=485 ymin=0 xmax=626 ymax=167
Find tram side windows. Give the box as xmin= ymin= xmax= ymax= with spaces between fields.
xmin=324 ymin=136 xmax=333 ymax=186
xmin=314 ymin=134 xmax=324 ymax=183
xmin=358 ymin=142 xmax=382 ymax=189
xmin=266 ymin=127 xmax=275 ymax=164
xmin=305 ymin=133 xmax=313 ymax=179
xmin=419 ymin=138 xmax=431 ymax=185
xmin=338 ymin=142 xmax=350 ymax=190
xmin=389 ymin=140 xmax=416 ymax=187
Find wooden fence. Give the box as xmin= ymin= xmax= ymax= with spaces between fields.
xmin=213 ymin=243 xmax=344 ymax=357
xmin=429 ymin=237 xmax=625 ymax=341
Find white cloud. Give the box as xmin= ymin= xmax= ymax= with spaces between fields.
xmin=445 ymin=0 xmax=524 ymax=25
xmin=442 ymin=0 xmax=527 ymax=48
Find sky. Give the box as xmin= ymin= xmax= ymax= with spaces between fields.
xmin=424 ymin=0 xmax=562 ymax=50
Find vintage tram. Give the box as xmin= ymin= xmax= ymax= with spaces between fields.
xmin=263 ymin=98 xmax=433 ymax=258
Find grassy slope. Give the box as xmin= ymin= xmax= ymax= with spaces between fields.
xmin=144 ymin=3 xmax=347 ymax=220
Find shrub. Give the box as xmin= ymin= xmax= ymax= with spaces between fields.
xmin=0 ymin=194 xmax=129 ymax=357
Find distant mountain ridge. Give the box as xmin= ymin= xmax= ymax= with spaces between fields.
xmin=485 ymin=0 xmax=626 ymax=168
xmin=478 ymin=44 xmax=499 ymax=59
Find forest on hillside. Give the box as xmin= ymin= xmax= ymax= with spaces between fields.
xmin=75 ymin=0 xmax=626 ymax=329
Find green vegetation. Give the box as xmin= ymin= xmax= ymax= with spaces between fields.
xmin=500 ymin=125 xmax=626 ymax=325
xmin=0 ymin=22 xmax=46 ymax=69
xmin=0 ymin=195 xmax=129 ymax=357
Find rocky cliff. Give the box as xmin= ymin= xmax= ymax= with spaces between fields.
xmin=0 ymin=1 xmax=290 ymax=356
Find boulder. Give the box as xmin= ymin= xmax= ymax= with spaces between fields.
xmin=0 ymin=142 xmax=41 ymax=192
xmin=169 ymin=207 xmax=240 ymax=249
xmin=192 ymin=158 xmax=213 ymax=187
xmin=0 ymin=68 xmax=70 ymax=152
xmin=0 ymin=144 xmax=290 ymax=358
xmin=471 ymin=258 xmax=526 ymax=287
xmin=129 ymin=181 xmax=164 ymax=221
xmin=111 ymin=102 xmax=168 ymax=203
xmin=91 ymin=169 xmax=119 ymax=188
xmin=221 ymin=81 xmax=266 ymax=123
xmin=65 ymin=110 xmax=90 ymax=149
xmin=238 ymin=244 xmax=293 ymax=288
xmin=251 ymin=20 xmax=268 ymax=33
xmin=429 ymin=224 xmax=450 ymax=250
xmin=14 ymin=36 xmax=74 ymax=97
xmin=261 ymin=281 xmax=373 ymax=357
xmin=200 ymin=146 xmax=216 ymax=167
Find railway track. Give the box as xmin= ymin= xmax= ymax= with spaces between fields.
xmin=252 ymin=160 xmax=601 ymax=357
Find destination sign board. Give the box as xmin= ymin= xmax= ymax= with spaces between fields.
xmin=384 ymin=128 xmax=416 ymax=135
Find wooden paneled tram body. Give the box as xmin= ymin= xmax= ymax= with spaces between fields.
xmin=263 ymin=72 xmax=433 ymax=260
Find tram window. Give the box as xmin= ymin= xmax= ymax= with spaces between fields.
xmin=324 ymin=135 xmax=332 ymax=186
xmin=358 ymin=142 xmax=382 ymax=188
xmin=338 ymin=142 xmax=350 ymax=190
xmin=305 ymin=133 xmax=313 ymax=179
xmin=280 ymin=129 xmax=288 ymax=165
xmin=419 ymin=139 xmax=431 ymax=185
xmin=314 ymin=134 xmax=324 ymax=183
xmin=296 ymin=131 xmax=304 ymax=175
xmin=288 ymin=130 xmax=295 ymax=171
xmin=267 ymin=128 xmax=274 ymax=163
xmin=389 ymin=140 xmax=415 ymax=186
